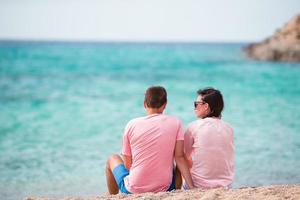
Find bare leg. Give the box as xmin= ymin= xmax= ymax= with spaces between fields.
xmin=105 ymin=154 xmax=124 ymax=194
xmin=175 ymin=166 xmax=182 ymax=189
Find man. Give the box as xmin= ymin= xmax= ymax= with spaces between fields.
xmin=106 ymin=86 xmax=194 ymax=194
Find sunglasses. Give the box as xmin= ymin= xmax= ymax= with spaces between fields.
xmin=194 ymin=101 xmax=206 ymax=108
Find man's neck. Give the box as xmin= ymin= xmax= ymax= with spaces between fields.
xmin=146 ymin=109 xmax=163 ymax=115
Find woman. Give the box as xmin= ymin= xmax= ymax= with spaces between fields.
xmin=184 ymin=87 xmax=234 ymax=189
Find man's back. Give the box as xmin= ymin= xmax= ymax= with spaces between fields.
xmin=122 ymin=113 xmax=183 ymax=193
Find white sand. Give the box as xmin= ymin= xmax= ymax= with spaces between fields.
xmin=26 ymin=184 xmax=300 ymax=200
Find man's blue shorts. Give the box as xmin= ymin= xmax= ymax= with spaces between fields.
xmin=112 ymin=164 xmax=176 ymax=194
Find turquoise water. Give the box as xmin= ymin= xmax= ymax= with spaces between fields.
xmin=0 ymin=41 xmax=300 ymax=199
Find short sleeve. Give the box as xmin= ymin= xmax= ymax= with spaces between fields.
xmin=176 ymin=120 xmax=184 ymax=141
xmin=121 ymin=123 xmax=132 ymax=156
xmin=184 ymin=126 xmax=194 ymax=158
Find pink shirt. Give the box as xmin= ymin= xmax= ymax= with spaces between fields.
xmin=184 ymin=117 xmax=234 ymax=188
xmin=122 ymin=114 xmax=184 ymax=193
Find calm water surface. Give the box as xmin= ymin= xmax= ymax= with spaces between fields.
xmin=0 ymin=41 xmax=300 ymax=200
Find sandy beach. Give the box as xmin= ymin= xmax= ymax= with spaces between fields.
xmin=26 ymin=184 xmax=300 ymax=200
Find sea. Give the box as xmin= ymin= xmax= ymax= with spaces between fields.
xmin=0 ymin=41 xmax=299 ymax=200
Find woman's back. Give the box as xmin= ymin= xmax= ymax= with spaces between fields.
xmin=185 ymin=117 xmax=234 ymax=188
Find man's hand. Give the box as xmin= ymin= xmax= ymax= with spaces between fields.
xmin=122 ymin=155 xmax=132 ymax=170
xmin=174 ymin=140 xmax=195 ymax=189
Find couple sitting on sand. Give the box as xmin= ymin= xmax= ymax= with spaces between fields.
xmin=106 ymin=86 xmax=234 ymax=194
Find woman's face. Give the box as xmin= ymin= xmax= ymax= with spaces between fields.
xmin=194 ymin=95 xmax=210 ymax=118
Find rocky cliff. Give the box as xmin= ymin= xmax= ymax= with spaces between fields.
xmin=245 ymin=15 xmax=300 ymax=62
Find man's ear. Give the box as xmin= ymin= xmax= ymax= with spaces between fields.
xmin=144 ymin=101 xmax=147 ymax=109
xmin=161 ymin=102 xmax=167 ymax=111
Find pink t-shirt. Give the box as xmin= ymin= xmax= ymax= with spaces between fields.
xmin=184 ymin=117 xmax=234 ymax=188
xmin=122 ymin=113 xmax=184 ymax=193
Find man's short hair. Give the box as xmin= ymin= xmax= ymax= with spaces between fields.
xmin=144 ymin=86 xmax=167 ymax=108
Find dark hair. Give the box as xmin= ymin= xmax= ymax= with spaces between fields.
xmin=145 ymin=86 xmax=167 ymax=108
xmin=197 ymin=87 xmax=224 ymax=118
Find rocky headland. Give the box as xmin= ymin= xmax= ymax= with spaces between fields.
xmin=245 ymin=14 xmax=300 ymax=62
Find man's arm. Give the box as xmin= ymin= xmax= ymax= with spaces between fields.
xmin=122 ymin=124 xmax=132 ymax=170
xmin=184 ymin=129 xmax=194 ymax=168
xmin=122 ymin=155 xmax=132 ymax=170
xmin=184 ymin=154 xmax=193 ymax=169
xmin=174 ymin=140 xmax=194 ymax=189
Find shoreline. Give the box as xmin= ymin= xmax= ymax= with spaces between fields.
xmin=26 ymin=184 xmax=300 ymax=200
